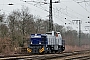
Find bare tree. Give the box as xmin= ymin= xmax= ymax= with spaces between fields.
xmin=7 ymin=7 xmax=35 ymax=47
xmin=0 ymin=13 xmax=9 ymax=38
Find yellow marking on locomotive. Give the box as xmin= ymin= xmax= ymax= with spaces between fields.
xmin=39 ymin=47 xmax=44 ymax=53
xmin=27 ymin=48 xmax=32 ymax=53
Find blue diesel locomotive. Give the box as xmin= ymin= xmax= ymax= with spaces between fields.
xmin=27 ymin=31 xmax=65 ymax=54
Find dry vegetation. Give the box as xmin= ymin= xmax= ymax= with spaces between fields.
xmin=65 ymin=45 xmax=90 ymax=52
xmin=0 ymin=38 xmax=13 ymax=54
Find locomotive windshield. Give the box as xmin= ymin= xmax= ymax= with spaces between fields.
xmin=30 ymin=34 xmax=47 ymax=45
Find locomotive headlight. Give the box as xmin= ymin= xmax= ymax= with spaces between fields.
xmin=31 ymin=42 xmax=32 ymax=44
xmin=47 ymin=48 xmax=48 ymax=50
xmin=39 ymin=42 xmax=41 ymax=44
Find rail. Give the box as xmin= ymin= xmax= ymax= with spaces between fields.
xmin=0 ymin=50 xmax=90 ymax=60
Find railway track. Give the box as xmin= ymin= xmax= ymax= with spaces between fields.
xmin=0 ymin=50 xmax=90 ymax=60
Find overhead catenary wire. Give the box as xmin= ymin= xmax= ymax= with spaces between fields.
xmin=72 ymin=0 xmax=90 ymax=30
xmin=0 ymin=0 xmax=87 ymax=31
xmin=20 ymin=0 xmax=87 ymax=31
xmin=20 ymin=0 xmax=88 ymax=20
xmin=58 ymin=2 xmax=87 ymax=19
xmin=72 ymin=0 xmax=90 ymax=14
xmin=1 ymin=0 xmax=89 ymax=20
xmin=59 ymin=0 xmax=90 ymax=30
xmin=52 ymin=1 xmax=89 ymax=23
xmin=19 ymin=0 xmax=90 ymax=21
xmin=20 ymin=0 xmax=81 ymax=28
xmin=21 ymin=0 xmax=49 ymax=12
xmin=53 ymin=7 xmax=76 ymax=22
xmin=27 ymin=0 xmax=74 ymax=22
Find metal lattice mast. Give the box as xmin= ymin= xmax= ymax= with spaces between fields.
xmin=49 ymin=0 xmax=53 ymax=31
xmin=72 ymin=20 xmax=81 ymax=46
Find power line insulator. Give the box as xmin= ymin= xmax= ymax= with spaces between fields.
xmin=24 ymin=1 xmax=26 ymax=2
xmin=55 ymin=1 xmax=59 ymax=3
xmin=88 ymin=16 xmax=89 ymax=18
xmin=88 ymin=22 xmax=90 ymax=23
xmin=8 ymin=3 xmax=14 ymax=5
xmin=65 ymin=23 xmax=66 ymax=25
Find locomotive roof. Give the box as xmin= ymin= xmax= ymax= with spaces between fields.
xmin=31 ymin=34 xmax=46 ymax=36
xmin=46 ymin=31 xmax=56 ymax=33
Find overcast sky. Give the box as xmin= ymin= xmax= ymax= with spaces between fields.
xmin=0 ymin=0 xmax=90 ymax=33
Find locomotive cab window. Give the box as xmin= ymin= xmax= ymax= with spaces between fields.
xmin=41 ymin=36 xmax=47 ymax=44
xmin=46 ymin=32 xmax=52 ymax=35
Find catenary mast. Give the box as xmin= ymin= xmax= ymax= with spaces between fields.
xmin=49 ymin=0 xmax=53 ymax=31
